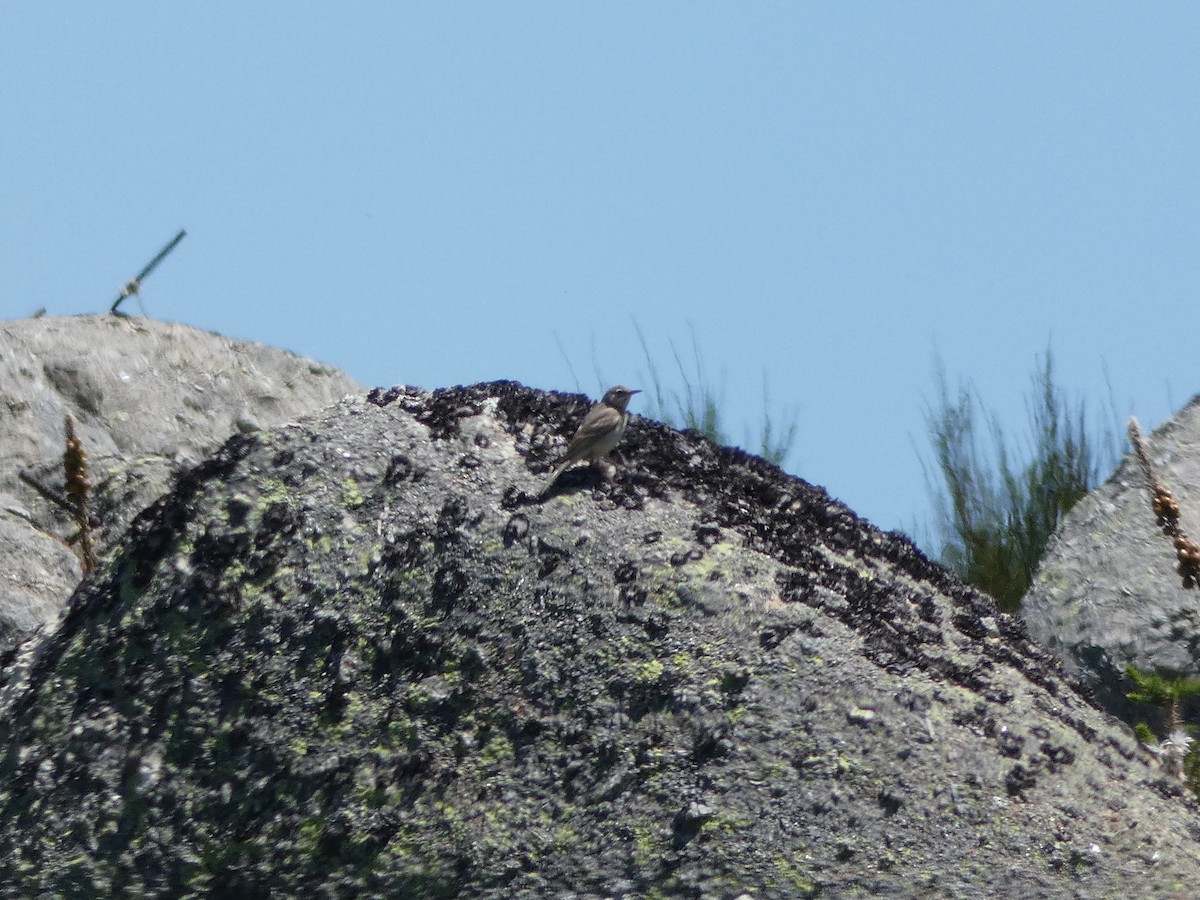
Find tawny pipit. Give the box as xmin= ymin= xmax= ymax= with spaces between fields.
xmin=539 ymin=385 xmax=640 ymax=495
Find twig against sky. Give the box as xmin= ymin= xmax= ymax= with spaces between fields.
xmin=110 ymin=228 xmax=187 ymax=315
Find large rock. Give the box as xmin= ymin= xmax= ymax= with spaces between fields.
xmin=0 ymin=315 xmax=359 ymax=651
xmin=0 ymin=381 xmax=1196 ymax=899
xmin=1023 ymin=396 xmax=1200 ymax=723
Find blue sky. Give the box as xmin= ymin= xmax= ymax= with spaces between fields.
xmin=3 ymin=4 xmax=1198 ymax=543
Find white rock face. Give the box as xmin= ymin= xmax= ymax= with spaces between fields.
xmin=0 ymin=314 xmax=361 ymax=649
xmin=1022 ymin=394 xmax=1200 ymax=718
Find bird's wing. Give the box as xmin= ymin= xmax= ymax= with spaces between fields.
xmin=539 ymin=405 xmax=623 ymax=497
xmin=563 ymin=406 xmax=621 ymax=459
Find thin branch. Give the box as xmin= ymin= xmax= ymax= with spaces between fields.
xmin=17 ymin=471 xmax=99 ymax=527
xmin=110 ymin=228 xmax=187 ymax=314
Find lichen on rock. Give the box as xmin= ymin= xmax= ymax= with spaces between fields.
xmin=0 ymin=381 xmax=1198 ymax=898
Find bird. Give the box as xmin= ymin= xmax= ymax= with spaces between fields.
xmin=539 ymin=385 xmax=640 ymax=496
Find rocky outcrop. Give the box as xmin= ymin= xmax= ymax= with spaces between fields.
xmin=0 ymin=315 xmax=360 ymax=651
xmin=1023 ymin=396 xmax=1200 ymax=724
xmin=0 ymin=381 xmax=1196 ymax=899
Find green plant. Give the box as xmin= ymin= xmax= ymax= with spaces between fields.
xmin=634 ymin=321 xmax=725 ymax=444
xmin=755 ymin=373 xmax=799 ymax=469
xmin=921 ymin=350 xmax=1115 ymax=611
xmin=1126 ymin=665 xmax=1200 ymax=732
xmin=1126 ymin=664 xmax=1200 ymax=785
xmin=629 ymin=321 xmax=798 ymax=468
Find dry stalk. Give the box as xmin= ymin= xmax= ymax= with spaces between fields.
xmin=63 ymin=415 xmax=97 ymax=575
xmin=1129 ymin=417 xmax=1200 ymax=588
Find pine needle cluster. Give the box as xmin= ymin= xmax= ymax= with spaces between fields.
xmin=922 ymin=352 xmax=1113 ymax=611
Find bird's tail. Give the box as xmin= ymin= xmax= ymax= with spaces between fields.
xmin=538 ymin=462 xmax=567 ymax=497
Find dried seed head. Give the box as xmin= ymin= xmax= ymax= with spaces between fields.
xmin=1129 ymin=416 xmax=1198 ymax=589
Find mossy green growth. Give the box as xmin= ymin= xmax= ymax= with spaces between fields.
xmin=341 ymin=478 xmax=366 ymax=508
xmin=771 ymin=854 xmax=822 ymax=896
xmin=476 ymin=731 xmax=515 ymax=768
xmin=632 ymin=821 xmax=665 ymax=868
xmin=699 ymin=810 xmax=752 ymax=836
xmin=634 ymin=659 xmax=666 ymax=684
xmin=297 ymin=816 xmax=325 ymax=857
